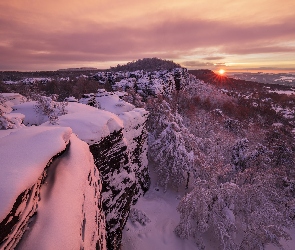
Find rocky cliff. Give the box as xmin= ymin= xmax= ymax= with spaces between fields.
xmin=90 ymin=109 xmax=149 ymax=250
xmin=1 ymin=91 xmax=149 ymax=249
xmin=61 ymin=93 xmax=150 ymax=249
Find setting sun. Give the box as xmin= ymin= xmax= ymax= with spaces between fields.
xmin=218 ymin=69 xmax=225 ymax=75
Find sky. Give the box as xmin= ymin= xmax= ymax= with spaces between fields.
xmin=0 ymin=0 xmax=295 ymax=72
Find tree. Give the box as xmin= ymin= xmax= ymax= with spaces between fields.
xmin=176 ymin=174 xmax=292 ymax=250
xmin=150 ymin=122 xmax=194 ymax=191
xmin=231 ymin=138 xmax=249 ymax=172
xmin=175 ymin=180 xmax=238 ymax=250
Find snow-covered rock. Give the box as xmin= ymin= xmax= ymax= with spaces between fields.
xmin=41 ymin=93 xmax=149 ymax=249
xmin=1 ymin=90 xmax=149 ymax=249
xmin=0 ymin=126 xmax=106 ymax=249
xmin=92 ymin=68 xmax=189 ymax=97
xmin=72 ymin=96 xmax=149 ymax=249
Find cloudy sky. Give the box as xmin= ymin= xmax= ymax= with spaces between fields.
xmin=1 ymin=0 xmax=295 ymax=72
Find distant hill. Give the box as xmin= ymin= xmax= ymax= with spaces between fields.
xmin=110 ymin=58 xmax=181 ymax=72
xmin=57 ymin=67 xmax=99 ymax=71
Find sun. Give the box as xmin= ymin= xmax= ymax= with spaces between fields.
xmin=218 ymin=69 xmax=225 ymax=75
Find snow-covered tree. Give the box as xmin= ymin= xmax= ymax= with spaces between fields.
xmin=147 ymin=97 xmax=175 ymax=139
xmin=122 ymin=87 xmax=145 ymax=108
xmin=176 ymin=174 xmax=293 ymax=250
xmin=176 ymin=180 xmax=239 ymax=250
xmin=150 ymin=122 xmax=194 ymax=191
xmin=236 ymin=181 xmax=291 ymax=250
xmin=231 ymin=138 xmax=249 ymax=172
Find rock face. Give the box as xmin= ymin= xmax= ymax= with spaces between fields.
xmin=90 ymin=109 xmax=149 ymax=250
xmin=0 ymin=167 xmax=48 ymax=249
xmin=71 ymin=95 xmax=150 ymax=249
xmin=0 ymin=127 xmax=106 ymax=250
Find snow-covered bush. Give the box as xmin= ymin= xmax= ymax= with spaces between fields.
xmin=122 ymin=88 xmax=145 ymax=108
xmin=0 ymin=114 xmax=24 ymax=129
xmin=0 ymin=95 xmax=24 ymax=129
xmin=129 ymin=208 xmax=151 ymax=226
xmin=33 ymin=94 xmax=68 ymax=125
xmin=224 ymin=118 xmax=242 ymax=135
xmin=0 ymin=96 xmax=8 ymax=129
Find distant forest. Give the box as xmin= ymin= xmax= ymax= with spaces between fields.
xmin=110 ymin=58 xmax=181 ymax=72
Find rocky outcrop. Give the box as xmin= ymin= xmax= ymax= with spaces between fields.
xmin=88 ymin=96 xmax=149 ymax=250
xmin=0 ymin=127 xmax=106 ymax=250
xmin=90 ymin=129 xmax=133 ymax=250
xmin=57 ymin=98 xmax=150 ymax=249
xmin=89 ymin=112 xmax=149 ymax=249
xmin=1 ymin=92 xmax=150 ymax=250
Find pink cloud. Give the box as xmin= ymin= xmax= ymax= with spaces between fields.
xmin=1 ymin=14 xmax=295 ymax=70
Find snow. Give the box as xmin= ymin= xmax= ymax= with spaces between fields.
xmin=119 ymin=108 xmax=148 ymax=131
xmin=0 ymin=128 xmax=19 ymax=139
xmin=0 ymin=93 xmax=26 ymax=103
xmin=3 ymin=80 xmax=18 ymax=84
xmin=12 ymin=101 xmax=48 ymax=125
xmin=65 ymin=102 xmax=98 ymax=114
xmin=122 ymin=165 xmax=199 ymax=250
xmin=18 ymin=133 xmax=106 ymax=249
xmin=272 ymin=123 xmax=284 ymax=128
xmin=95 ymin=91 xmax=135 ymax=114
xmin=3 ymin=112 xmax=25 ymax=120
xmin=274 ymin=76 xmax=295 ymax=82
xmin=64 ymin=96 xmax=78 ymax=102
xmin=42 ymin=103 xmax=124 ymax=145
xmin=11 ymin=101 xmax=125 ymax=145
xmin=20 ymin=77 xmax=52 ymax=84
xmin=79 ymin=90 xmax=135 ymax=115
xmin=1 ymin=93 xmax=26 ymax=114
xmin=269 ymin=90 xmax=295 ymax=95
xmin=122 ymin=186 xmax=199 ymax=250
xmin=0 ymin=126 xmax=72 ymax=222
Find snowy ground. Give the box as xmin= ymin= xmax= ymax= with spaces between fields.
xmin=122 ymin=162 xmax=202 ymax=250
xmin=121 ymin=167 xmax=199 ymax=250
xmin=122 ymin=164 xmax=295 ymax=250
